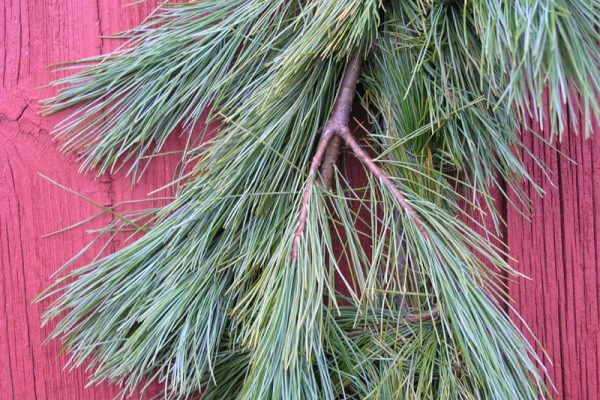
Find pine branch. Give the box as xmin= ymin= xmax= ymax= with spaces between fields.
xmin=40 ymin=1 xmax=600 ymax=397
xmin=291 ymin=51 xmax=363 ymax=260
xmin=338 ymin=128 xmax=431 ymax=241
xmin=319 ymin=52 xmax=364 ymax=184
xmin=292 ymin=48 xmax=433 ymax=260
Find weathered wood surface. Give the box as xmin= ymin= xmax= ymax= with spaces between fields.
xmin=1 ymin=1 xmax=178 ymax=398
xmin=508 ymin=117 xmax=600 ymax=400
xmin=0 ymin=1 xmax=598 ymax=399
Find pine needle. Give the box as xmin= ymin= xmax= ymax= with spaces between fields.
xmin=39 ymin=0 xmax=599 ymax=398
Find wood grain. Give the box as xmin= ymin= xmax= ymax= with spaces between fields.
xmin=1 ymin=1 xmax=598 ymax=399
xmin=1 ymin=1 xmax=181 ymax=398
xmin=507 ymin=107 xmax=600 ymax=400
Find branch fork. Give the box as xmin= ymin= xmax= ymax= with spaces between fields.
xmin=290 ymin=52 xmax=363 ymax=260
xmin=291 ymin=51 xmax=432 ymax=260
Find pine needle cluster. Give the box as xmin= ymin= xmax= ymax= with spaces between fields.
xmin=39 ymin=0 xmax=599 ymax=399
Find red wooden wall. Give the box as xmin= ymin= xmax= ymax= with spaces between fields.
xmin=0 ymin=1 xmax=598 ymax=399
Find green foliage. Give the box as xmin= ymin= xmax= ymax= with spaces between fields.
xmin=40 ymin=0 xmax=598 ymax=398
xmin=469 ymin=0 xmax=600 ymax=135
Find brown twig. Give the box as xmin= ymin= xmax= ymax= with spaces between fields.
xmin=338 ymin=128 xmax=431 ymax=242
xmin=319 ymin=51 xmax=364 ymax=187
xmin=319 ymin=135 xmax=342 ymax=189
xmin=403 ymin=306 xmax=440 ymax=324
xmin=291 ymin=52 xmax=364 ymax=260
xmin=291 ymin=130 xmax=335 ymax=260
xmin=339 ymin=130 xmax=451 ymax=291
xmin=292 ymin=49 xmax=435 ymax=262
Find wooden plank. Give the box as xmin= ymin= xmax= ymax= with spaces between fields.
xmin=0 ymin=0 xmax=183 ymax=398
xmin=2 ymin=0 xmax=599 ymax=399
xmin=508 ymin=108 xmax=600 ymax=400
xmin=0 ymin=0 xmax=118 ymax=397
xmin=95 ymin=0 xmax=190 ymax=235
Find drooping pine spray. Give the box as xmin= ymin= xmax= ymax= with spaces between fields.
xmin=40 ymin=1 xmax=599 ymax=398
